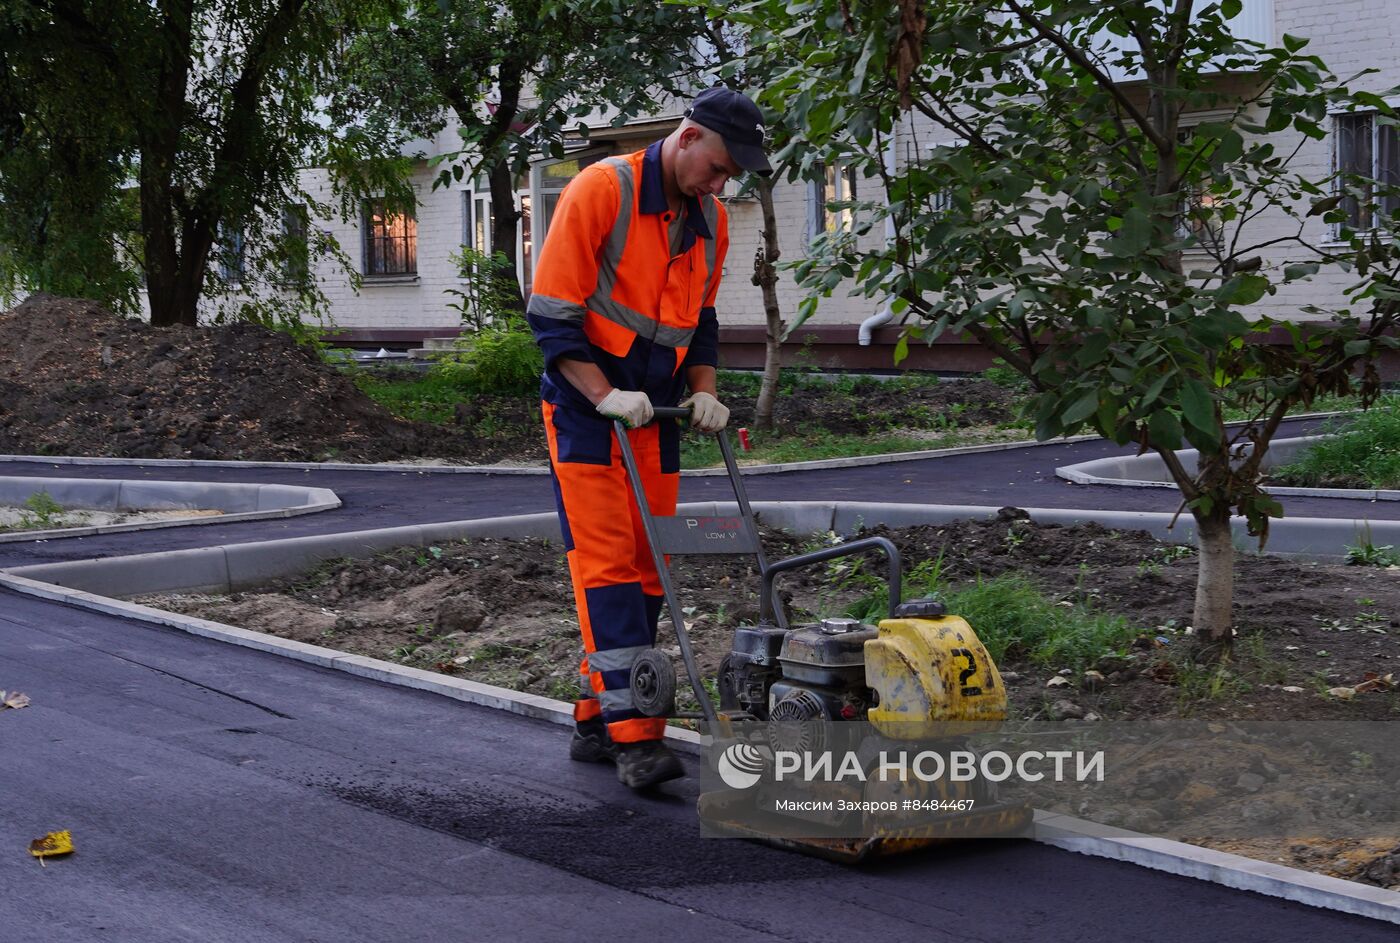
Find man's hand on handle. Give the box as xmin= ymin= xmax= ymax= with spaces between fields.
xmin=596 ymin=389 xmax=654 ymax=429
xmin=679 ymin=391 xmax=729 ymax=433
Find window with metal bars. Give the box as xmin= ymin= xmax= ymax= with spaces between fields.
xmin=1334 ymin=112 xmax=1400 ymax=233
xmin=362 ymin=198 xmax=417 ymax=276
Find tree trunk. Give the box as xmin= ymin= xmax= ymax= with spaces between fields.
xmin=140 ymin=156 xmax=182 ymax=326
xmin=487 ymin=156 xmax=524 ymax=313
xmin=142 ymin=0 xmax=196 ymax=327
xmin=751 ymin=176 xmax=783 ymax=432
xmin=482 ymin=61 xmax=526 ymax=314
xmin=1192 ymin=506 xmax=1235 ymax=658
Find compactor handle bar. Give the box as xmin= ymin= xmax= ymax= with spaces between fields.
xmin=759 ymin=536 xmax=902 ymax=625
xmin=651 ymin=406 xmax=692 ymax=421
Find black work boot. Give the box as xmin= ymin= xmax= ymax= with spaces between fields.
xmin=615 ymin=739 xmax=685 ymax=789
xmin=569 ymin=717 xmax=618 ymax=764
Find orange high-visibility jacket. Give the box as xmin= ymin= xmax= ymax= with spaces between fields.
xmin=527 ymin=141 xmax=729 ymax=429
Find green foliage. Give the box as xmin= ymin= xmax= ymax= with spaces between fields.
xmin=721 ymin=0 xmax=1400 ymax=643
xmin=332 ymin=0 xmax=708 ymax=296
xmin=1344 ymin=540 xmax=1400 ymax=567
xmin=841 ymin=559 xmax=1140 ymax=670
xmin=0 ymin=0 xmax=399 ymax=327
xmin=354 ymin=370 xmax=465 ymax=425
xmin=1174 ymin=659 xmax=1251 ymax=704
xmin=432 ymin=326 xmax=543 ymax=396
xmin=0 ymin=5 xmax=144 ymax=312
xmin=728 ymin=0 xmax=1400 ymax=542
xmin=17 ymin=490 xmax=64 ymax=530
xmin=446 ymin=248 xmax=520 ymax=333
xmin=983 ymin=359 xmax=1029 ymax=392
xmin=1273 ymin=397 xmax=1400 ymax=489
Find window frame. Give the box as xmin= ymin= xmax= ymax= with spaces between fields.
xmin=1330 ymin=103 xmax=1400 ymax=240
xmin=1173 ymin=123 xmax=1227 ymax=250
xmin=217 ymin=222 xmax=246 ymax=285
xmin=361 ymin=197 xmax=418 ymax=278
xmin=280 ymin=203 xmax=310 ymax=286
xmin=809 ymin=161 xmax=859 ymax=241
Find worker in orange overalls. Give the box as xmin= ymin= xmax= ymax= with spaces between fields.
xmin=527 ymin=88 xmax=770 ymax=789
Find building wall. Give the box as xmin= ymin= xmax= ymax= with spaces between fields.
xmin=299 ymin=0 xmax=1398 ymax=352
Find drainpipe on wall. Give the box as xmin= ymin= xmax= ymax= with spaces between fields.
xmin=858 ymin=129 xmax=902 ymax=346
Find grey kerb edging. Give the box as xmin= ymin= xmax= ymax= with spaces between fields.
xmin=2 ymin=517 xmax=1397 ymax=923
xmin=0 ymin=409 xmax=1352 ymax=479
xmin=0 ymin=433 xmax=1103 ymax=478
xmin=5 ymin=499 xmax=1397 ymax=600
xmin=0 ymin=475 xmax=341 ymax=543
xmin=1058 ymin=435 xmax=1400 ymax=503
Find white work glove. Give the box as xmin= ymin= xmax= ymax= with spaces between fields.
xmin=596 ymin=388 xmax=654 ymax=429
xmin=680 ymin=391 xmax=729 ymax=433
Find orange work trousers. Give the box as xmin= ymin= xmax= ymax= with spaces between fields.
xmin=543 ymin=401 xmax=678 ymax=744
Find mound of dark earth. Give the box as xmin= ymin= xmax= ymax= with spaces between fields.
xmin=0 ymin=295 xmax=492 ymax=463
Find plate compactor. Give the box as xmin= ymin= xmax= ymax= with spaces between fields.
xmin=613 ymin=408 xmax=1032 ymax=862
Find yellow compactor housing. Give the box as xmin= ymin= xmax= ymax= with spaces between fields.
xmin=864 ymin=614 xmax=1008 ymax=734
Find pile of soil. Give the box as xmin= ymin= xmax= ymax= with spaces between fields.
xmin=0 ymin=295 xmax=491 ymax=463
xmin=0 ymin=295 xmax=1019 ymax=464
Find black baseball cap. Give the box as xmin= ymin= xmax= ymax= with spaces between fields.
xmin=684 ymin=87 xmax=772 ymax=176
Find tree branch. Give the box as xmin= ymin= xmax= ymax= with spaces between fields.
xmin=1004 ymin=0 xmax=1169 ymax=153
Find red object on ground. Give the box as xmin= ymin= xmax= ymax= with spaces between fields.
xmin=737 ymin=428 xmax=751 ymax=451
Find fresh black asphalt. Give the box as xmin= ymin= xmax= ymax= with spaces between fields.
xmin=3 ymin=422 xmax=1397 ymax=939
xmin=1 ymin=417 xmax=1393 ymax=571
xmin=5 ymin=590 xmax=1397 ymax=942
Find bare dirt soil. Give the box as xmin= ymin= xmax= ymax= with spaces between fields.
xmin=141 ymin=518 xmax=1400 ymax=723
xmin=140 ymin=517 xmax=1400 ymax=888
xmin=0 ymin=295 xmax=486 ymax=463
xmin=0 ymin=295 xmax=1020 ymax=464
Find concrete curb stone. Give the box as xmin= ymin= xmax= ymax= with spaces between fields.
xmin=0 ymin=475 xmax=340 ymax=543
xmin=1032 ymin=811 xmax=1400 ymax=925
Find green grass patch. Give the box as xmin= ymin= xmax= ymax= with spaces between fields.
xmin=679 ymin=427 xmax=1021 ymax=467
xmin=715 ymin=368 xmax=945 ymax=399
xmin=1219 ymin=391 xmax=1367 ymax=423
xmin=354 ymin=370 xmax=466 ymax=425
xmin=1345 ymin=539 xmax=1400 ymax=567
xmin=1271 ymin=397 xmax=1400 ymax=489
xmin=838 ymin=558 xmax=1141 ymax=670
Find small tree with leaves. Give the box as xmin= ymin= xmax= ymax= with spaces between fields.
xmin=0 ymin=0 xmax=408 ymax=329
xmin=334 ymin=0 xmax=707 ymax=312
xmin=731 ymin=0 xmax=1400 ymax=656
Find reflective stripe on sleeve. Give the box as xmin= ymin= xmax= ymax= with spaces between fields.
xmin=527 ymin=294 xmax=588 ymax=321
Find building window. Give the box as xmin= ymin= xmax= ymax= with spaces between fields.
xmin=282 ymin=204 xmax=309 ymax=284
xmin=1176 ymin=128 xmax=1223 ymax=245
xmin=810 ymin=162 xmax=858 ymax=237
xmin=362 ymin=198 xmax=417 ymax=276
xmin=535 ymin=154 xmax=604 ymax=248
xmin=217 ymin=223 xmax=245 ymax=284
xmin=1334 ymin=111 xmax=1400 ymax=233
xmin=518 ymin=191 xmax=532 ymax=292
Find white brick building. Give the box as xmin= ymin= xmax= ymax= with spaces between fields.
xmin=298 ymin=0 xmax=1400 ymax=372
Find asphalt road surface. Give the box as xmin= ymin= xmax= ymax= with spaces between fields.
xmin=4 ymin=426 xmax=1398 ymax=939
xmin=0 ymin=417 xmax=1393 ymax=570
xmin=4 ymin=590 xmax=1397 ymax=942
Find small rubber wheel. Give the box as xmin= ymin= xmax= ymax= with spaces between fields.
xmin=630 ymin=649 xmax=677 ymax=717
